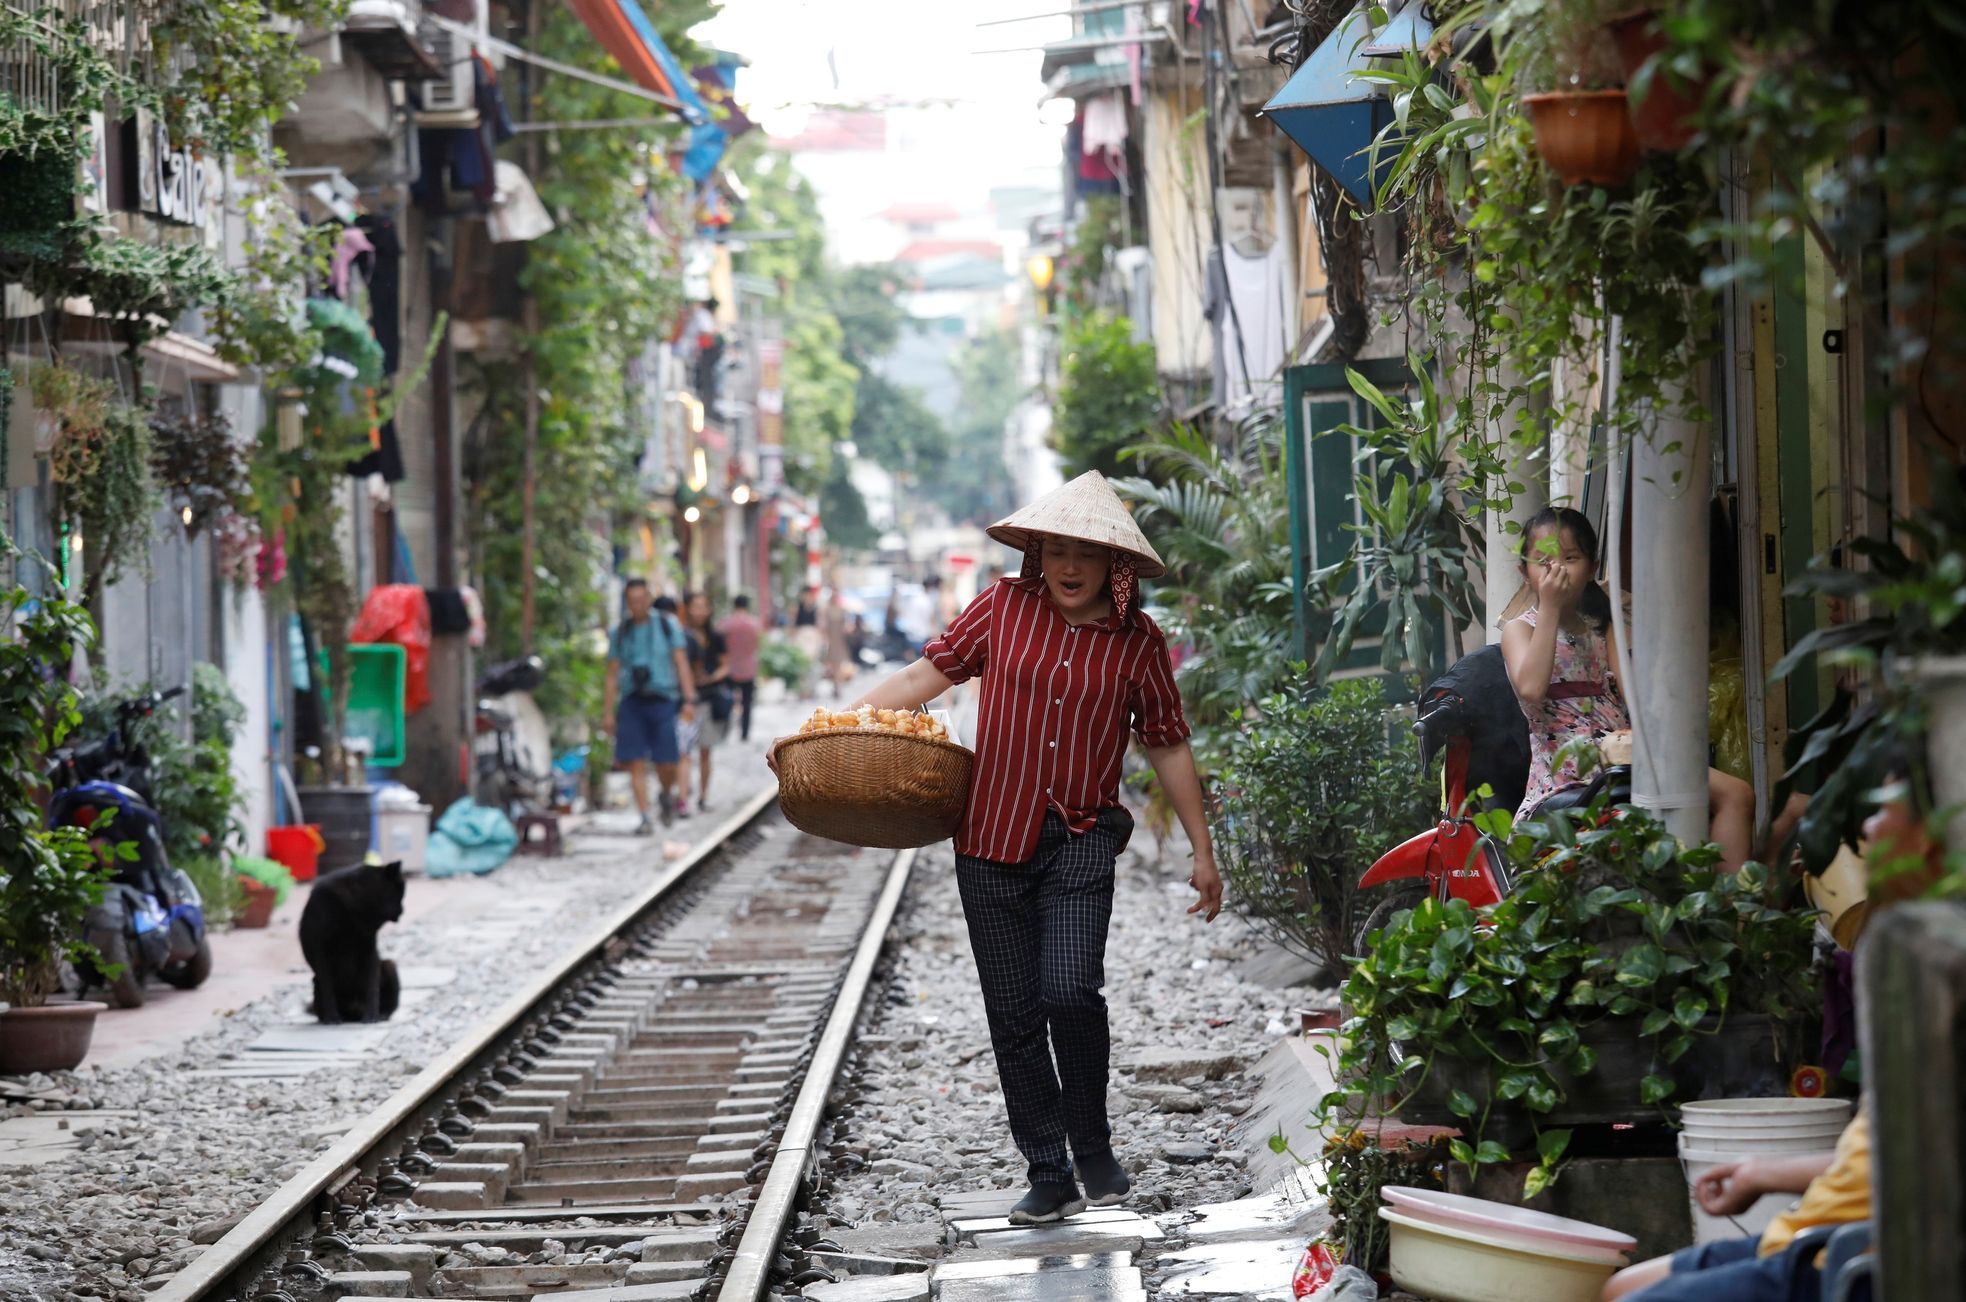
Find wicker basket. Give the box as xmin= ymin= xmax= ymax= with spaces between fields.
xmin=775 ymin=727 xmax=975 ymax=849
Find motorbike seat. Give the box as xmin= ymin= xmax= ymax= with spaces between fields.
xmin=478 ymin=655 xmax=546 ymax=697
xmin=477 ymin=701 xmax=516 ymax=730
xmin=1530 ymin=764 xmax=1635 ymax=816
xmin=1413 ymin=645 xmax=1532 ymax=818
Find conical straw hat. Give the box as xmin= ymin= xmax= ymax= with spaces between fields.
xmin=987 ymin=470 xmax=1166 ymax=579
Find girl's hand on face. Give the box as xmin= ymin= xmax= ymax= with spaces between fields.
xmin=1535 ymin=559 xmax=1576 ymax=606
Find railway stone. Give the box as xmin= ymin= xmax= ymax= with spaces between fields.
xmin=470 ymin=1121 xmax=546 ymax=1152
xmin=430 ymin=1161 xmax=515 ymax=1199
xmin=350 ymin=1244 xmax=437 ymax=1285
xmin=673 ymin=1169 xmax=748 ymax=1197
xmin=409 ymin=1179 xmax=493 ymax=1210
xmin=324 ymin=1269 xmax=414 ymax=1296
xmin=637 ymin=1228 xmax=718 ymax=1260
xmin=1129 ymin=1083 xmax=1206 ymax=1113
xmin=803 ymin=1275 xmax=932 ymax=1301
xmin=1114 ymin=1047 xmax=1248 ymax=1083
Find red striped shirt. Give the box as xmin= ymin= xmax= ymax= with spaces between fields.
xmin=923 ymin=576 xmax=1191 ymax=863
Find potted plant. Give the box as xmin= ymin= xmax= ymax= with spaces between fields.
xmin=0 ymin=582 xmax=116 ymax=1074
xmin=1324 ymin=784 xmax=1817 ymax=1198
xmin=1774 ymin=467 xmax=1966 ymax=869
xmin=1603 ymin=8 xmax=1716 ymax=152
xmin=1513 ymin=0 xmax=1641 ymax=186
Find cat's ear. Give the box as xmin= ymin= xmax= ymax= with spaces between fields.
xmin=382 ymin=861 xmax=404 ymax=880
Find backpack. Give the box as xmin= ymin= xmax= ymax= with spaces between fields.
xmin=617 ymin=613 xmax=680 ymax=700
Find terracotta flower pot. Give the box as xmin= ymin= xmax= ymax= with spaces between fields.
xmin=1607 ymin=10 xmax=1711 ymax=153
xmin=1522 ymin=90 xmax=1641 ymax=187
xmin=236 ymin=877 xmax=278 ymax=929
xmin=0 ymin=1001 xmax=108 ymax=1074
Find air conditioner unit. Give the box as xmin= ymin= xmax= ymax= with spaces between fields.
xmin=414 ymin=0 xmax=483 ymax=126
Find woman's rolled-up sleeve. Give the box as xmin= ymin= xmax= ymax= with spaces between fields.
xmin=921 ymin=586 xmax=994 ymax=685
xmin=1130 ymin=632 xmax=1192 ymax=748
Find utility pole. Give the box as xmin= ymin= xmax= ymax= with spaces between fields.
xmin=519 ymin=0 xmax=542 ymax=650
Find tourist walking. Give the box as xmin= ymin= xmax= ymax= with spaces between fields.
xmin=806 ymin=470 xmax=1223 ymax=1226
xmin=603 ymin=579 xmax=695 ymax=833
xmin=684 ymin=590 xmax=732 ymax=812
xmin=719 ymin=594 xmax=763 ymax=741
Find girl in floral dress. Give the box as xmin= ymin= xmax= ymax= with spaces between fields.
xmin=1501 ymin=507 xmax=1755 ymax=870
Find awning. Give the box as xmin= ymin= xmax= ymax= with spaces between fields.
xmin=1262 ymin=9 xmax=1394 ymax=208
xmin=566 ymin=0 xmax=709 ymax=125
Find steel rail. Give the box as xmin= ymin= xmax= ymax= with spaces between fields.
xmin=716 ymin=845 xmax=919 ymax=1301
xmin=156 ymin=784 xmax=781 ymax=1302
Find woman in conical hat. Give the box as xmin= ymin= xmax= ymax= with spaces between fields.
xmin=820 ymin=469 xmax=1222 ymax=1225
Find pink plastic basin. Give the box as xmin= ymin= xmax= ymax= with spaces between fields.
xmin=1381 ymin=1186 xmax=1637 ymax=1264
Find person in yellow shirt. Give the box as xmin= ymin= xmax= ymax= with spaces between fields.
xmin=1602 ymin=754 xmax=1943 ymax=1302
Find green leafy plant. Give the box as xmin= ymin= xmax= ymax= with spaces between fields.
xmin=0 ymin=577 xmax=116 ymax=1008
xmin=36 ymin=365 xmax=160 ymax=608
xmin=1115 ymin=419 xmax=1297 ymax=750
xmin=759 ymin=636 xmax=815 ymax=690
xmin=1773 ymin=467 xmax=1966 ymax=874
xmin=1306 ymin=1126 xmax=1450 ymax=1274
xmin=1312 ymin=358 xmax=1495 ymax=685
xmin=1327 ymin=792 xmax=1816 ymax=1198
xmin=150 ymin=406 xmax=248 ymax=539
xmin=79 ymin=665 xmax=246 ymax=865
xmin=177 ymin=853 xmax=242 ymax=930
xmin=1053 ymin=311 xmax=1163 ymax=480
xmin=1356 ymin=5 xmax=1714 ymax=519
xmin=1209 ymin=677 xmax=1432 ymax=973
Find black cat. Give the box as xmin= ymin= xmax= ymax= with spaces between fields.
xmin=299 ymin=861 xmax=405 ymax=1024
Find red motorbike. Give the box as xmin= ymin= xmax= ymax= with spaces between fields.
xmin=1353 ymin=646 xmax=1631 ymax=950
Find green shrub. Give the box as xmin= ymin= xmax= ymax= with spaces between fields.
xmin=1327 ymin=795 xmax=1818 ymax=1197
xmin=759 ymin=637 xmax=814 ymax=689
xmin=179 ymin=852 xmax=242 ymax=929
xmin=1209 ymin=677 xmax=1432 ymax=974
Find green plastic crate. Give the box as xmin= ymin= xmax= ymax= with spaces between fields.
xmin=316 ymin=643 xmax=408 ymax=767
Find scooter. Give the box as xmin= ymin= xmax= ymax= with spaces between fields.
xmin=46 ymin=686 xmax=212 ymax=1008
xmin=474 ymin=655 xmax=549 ymax=817
xmin=1353 ymin=645 xmax=1632 ymax=951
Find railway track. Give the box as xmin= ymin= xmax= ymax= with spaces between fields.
xmin=153 ymin=787 xmax=915 ymax=1302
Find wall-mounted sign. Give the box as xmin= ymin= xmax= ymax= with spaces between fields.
xmin=133 ymin=111 xmax=216 ymax=229
xmin=78 ymin=112 xmax=110 ymax=214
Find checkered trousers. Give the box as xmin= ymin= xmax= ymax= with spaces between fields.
xmin=955 ymin=806 xmax=1132 ymax=1187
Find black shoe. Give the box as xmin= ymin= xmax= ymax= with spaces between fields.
xmin=1008 ymin=1181 xmax=1086 ymax=1226
xmin=1077 ymin=1149 xmax=1131 ymax=1207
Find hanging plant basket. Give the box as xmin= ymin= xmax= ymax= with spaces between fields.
xmin=1607 ymin=10 xmax=1713 ymax=153
xmin=1522 ymin=90 xmax=1641 ymax=187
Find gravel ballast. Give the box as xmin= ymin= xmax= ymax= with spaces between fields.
xmin=811 ymin=825 xmax=1310 ymax=1236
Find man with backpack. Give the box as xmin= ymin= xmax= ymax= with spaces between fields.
xmin=603 ymin=578 xmax=696 ymax=833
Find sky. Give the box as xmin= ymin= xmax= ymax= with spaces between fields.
xmin=695 ymin=0 xmax=1072 ymax=223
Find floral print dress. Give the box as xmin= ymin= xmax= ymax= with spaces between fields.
xmin=1511 ymin=605 xmax=1630 ymax=821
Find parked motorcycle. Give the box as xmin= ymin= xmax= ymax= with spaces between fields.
xmin=1353 ymin=645 xmax=1632 ymax=951
xmin=474 ymin=655 xmax=549 ymax=817
xmin=46 ymin=686 xmax=212 ymax=1008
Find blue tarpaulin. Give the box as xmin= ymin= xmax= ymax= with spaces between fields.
xmin=424 ymin=797 xmax=518 ymax=878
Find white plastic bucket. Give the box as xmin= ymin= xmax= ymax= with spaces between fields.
xmin=1678 ymin=1139 xmax=1834 ymax=1244
xmin=1678 ymin=1130 xmax=1847 ymax=1157
xmin=1679 ymin=1098 xmax=1853 ymax=1132
xmin=376 ymin=803 xmax=432 ymax=873
xmin=1677 ymin=1099 xmax=1851 ymax=1244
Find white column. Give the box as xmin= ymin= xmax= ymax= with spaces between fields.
xmin=1629 ymin=389 xmax=1711 ymax=845
xmin=1484 ymin=359 xmax=1548 ymax=640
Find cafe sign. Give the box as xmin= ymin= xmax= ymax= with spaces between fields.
xmin=134 ymin=111 xmax=217 ymax=230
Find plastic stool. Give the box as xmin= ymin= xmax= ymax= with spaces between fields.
xmin=514 ymin=811 xmax=563 ymax=857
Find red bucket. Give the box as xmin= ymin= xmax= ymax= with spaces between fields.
xmin=267 ymin=824 xmax=326 ymax=883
